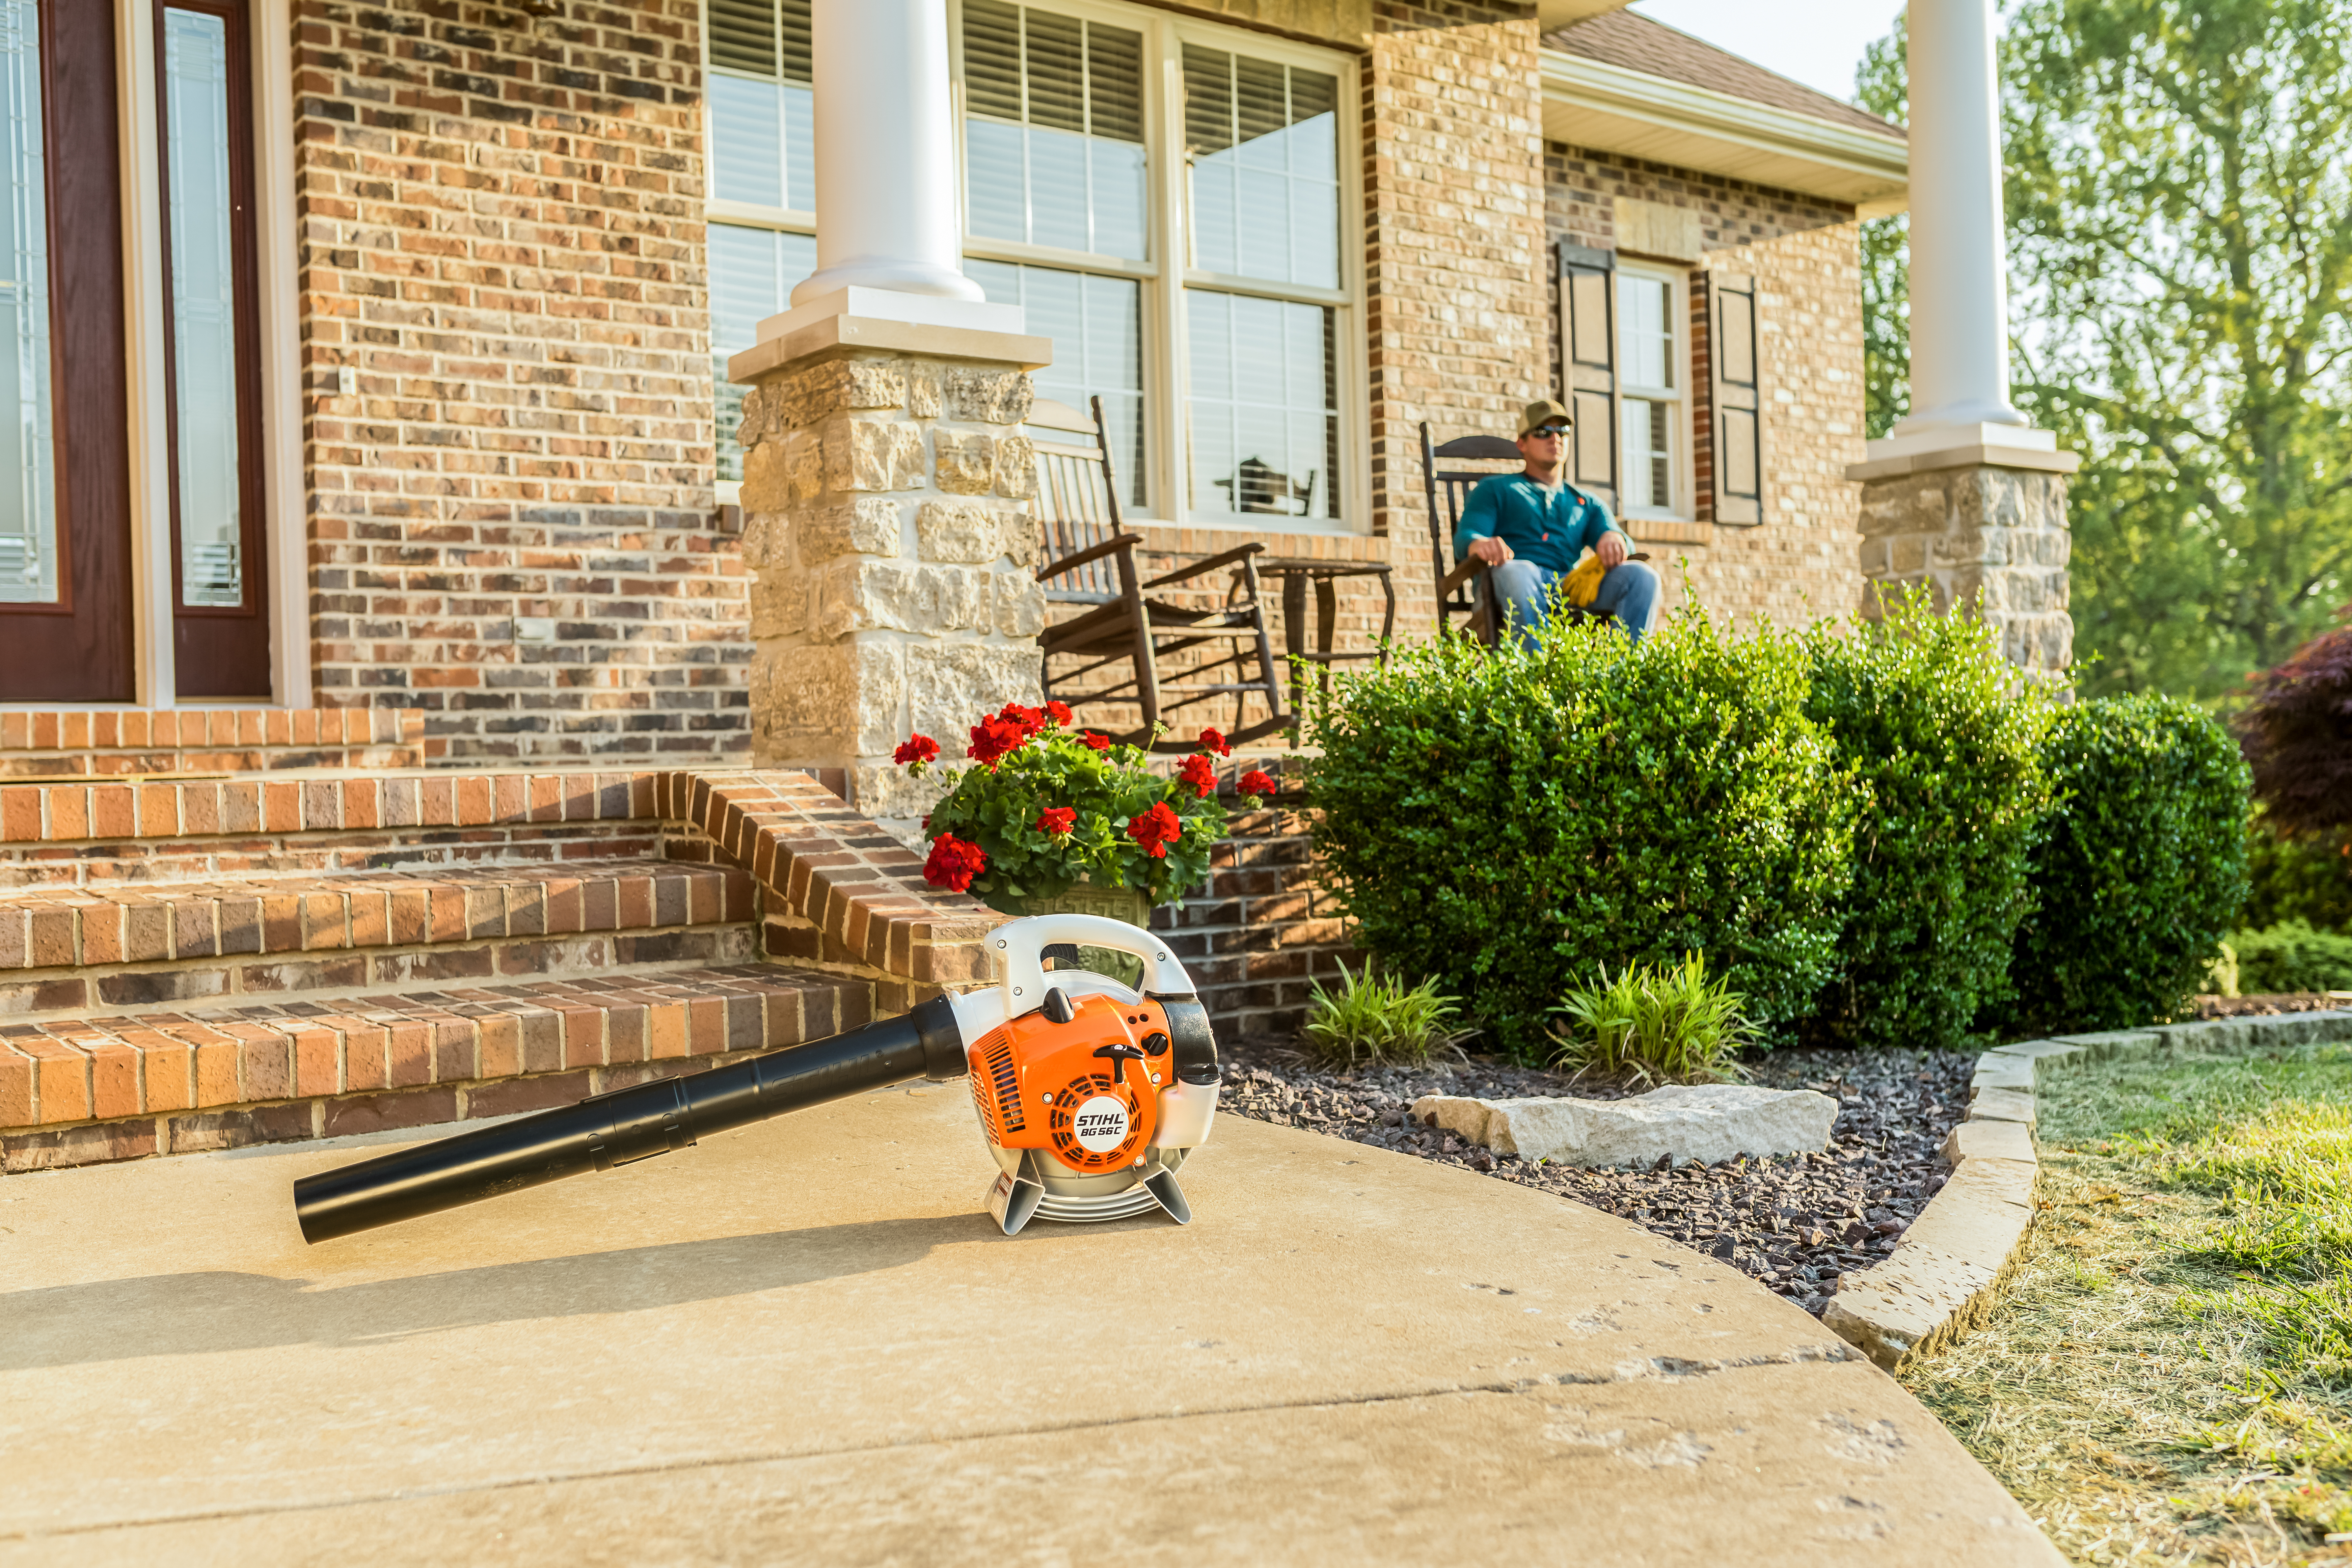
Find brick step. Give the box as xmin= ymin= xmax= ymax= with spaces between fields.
xmin=0 ymin=767 xmax=672 ymax=886
xmin=0 ymin=707 xmax=440 ymax=777
xmin=0 ymin=961 xmax=875 ymax=1171
xmin=0 ymin=860 xmax=758 ymax=1020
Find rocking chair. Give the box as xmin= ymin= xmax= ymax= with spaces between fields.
xmin=1030 ymin=396 xmax=1290 ymax=752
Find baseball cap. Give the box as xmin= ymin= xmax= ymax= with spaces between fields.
xmin=1520 ymin=398 xmax=1573 ymax=437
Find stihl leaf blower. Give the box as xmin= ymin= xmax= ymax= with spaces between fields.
xmin=291 ymin=915 xmax=1221 ymax=1244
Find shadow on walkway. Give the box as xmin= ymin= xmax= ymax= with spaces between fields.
xmin=0 ymin=1214 xmax=975 ymax=1371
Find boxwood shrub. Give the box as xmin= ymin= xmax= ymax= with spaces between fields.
xmin=2234 ymin=920 xmax=2352 ymax=995
xmin=1800 ymin=599 xmax=2055 ymax=1051
xmin=1307 ymin=607 xmax=1855 ymax=1058
xmin=1998 ymin=694 xmax=2251 ymax=1033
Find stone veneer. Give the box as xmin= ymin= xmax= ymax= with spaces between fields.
xmin=1855 ymin=464 xmax=2074 ymax=671
xmin=734 ymin=348 xmax=1047 ymax=834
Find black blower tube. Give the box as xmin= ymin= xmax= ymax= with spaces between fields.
xmin=293 ymin=996 xmax=967 ymax=1245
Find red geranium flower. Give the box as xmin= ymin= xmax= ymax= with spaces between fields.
xmin=1198 ymin=727 xmax=1231 ymax=757
xmin=1045 ymin=700 xmax=1073 ymax=727
xmin=893 ymin=734 xmax=939 ymax=769
xmin=1037 ymin=806 xmax=1076 ymax=836
xmin=1176 ymin=752 xmax=1218 ymax=798
xmin=1238 ymin=768 xmax=1278 ymax=798
xmin=922 ymin=833 xmax=988 ymax=893
xmin=998 ymin=702 xmax=1046 ymax=737
xmin=1127 ymin=801 xmax=1182 ymax=859
xmin=967 ymin=713 xmax=1030 ymax=765
xmin=1079 ymin=732 xmax=1112 ymax=752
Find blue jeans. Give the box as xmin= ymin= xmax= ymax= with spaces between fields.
xmin=1489 ymin=557 xmax=1661 ymax=649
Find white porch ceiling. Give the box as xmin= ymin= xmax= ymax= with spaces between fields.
xmin=1541 ymin=49 xmax=1909 ymax=215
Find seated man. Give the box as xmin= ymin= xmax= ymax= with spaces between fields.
xmin=1453 ymin=399 xmax=1661 ymax=648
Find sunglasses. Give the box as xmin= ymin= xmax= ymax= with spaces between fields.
xmin=1528 ymin=424 xmax=1571 ymax=439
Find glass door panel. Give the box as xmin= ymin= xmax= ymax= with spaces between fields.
xmin=0 ymin=0 xmax=134 ymax=700
xmin=161 ymin=0 xmax=268 ymax=697
xmin=0 ymin=0 xmax=55 ymax=607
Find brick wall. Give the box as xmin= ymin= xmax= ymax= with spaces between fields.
xmin=1545 ymin=145 xmax=1870 ymax=629
xmin=1151 ymin=798 xmax=1360 ymax=1039
xmin=295 ymin=0 xmax=751 ymax=762
xmin=1365 ymin=3 xmax=1550 ymax=554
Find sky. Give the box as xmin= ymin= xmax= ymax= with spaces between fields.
xmin=1628 ymin=0 xmax=1906 ymax=104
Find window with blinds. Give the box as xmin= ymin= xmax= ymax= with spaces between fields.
xmin=1616 ymin=270 xmax=1683 ymax=516
xmin=969 ymin=258 xmax=1144 ymax=507
xmin=961 ymin=0 xmax=1146 ymax=260
xmin=711 ymin=224 xmax=815 ymax=482
xmin=709 ymin=0 xmax=814 ymax=212
xmin=1186 ymin=291 xmax=1337 ymax=521
xmin=1181 ymin=46 xmax=1338 ymax=289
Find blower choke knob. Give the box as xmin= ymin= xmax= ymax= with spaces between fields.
xmin=1141 ymin=1031 xmax=1171 ymax=1056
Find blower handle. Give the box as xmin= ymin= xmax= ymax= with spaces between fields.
xmin=988 ymin=914 xmax=1196 ymax=1011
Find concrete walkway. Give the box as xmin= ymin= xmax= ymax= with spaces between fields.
xmin=0 ymin=1085 xmax=2059 ymax=1566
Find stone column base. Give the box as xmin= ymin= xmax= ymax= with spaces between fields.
xmin=1849 ymin=443 xmax=2080 ymax=672
xmin=729 ymin=305 xmax=1054 ymax=842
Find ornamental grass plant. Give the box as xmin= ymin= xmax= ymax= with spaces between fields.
xmin=1548 ymin=953 xmax=1752 ymax=1087
xmin=1297 ymin=960 xmax=1469 ymax=1071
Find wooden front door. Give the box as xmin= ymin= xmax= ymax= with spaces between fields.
xmin=0 ymin=0 xmax=271 ymax=704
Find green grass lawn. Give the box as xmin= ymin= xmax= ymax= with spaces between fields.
xmin=1902 ymin=1042 xmax=2352 ymax=1566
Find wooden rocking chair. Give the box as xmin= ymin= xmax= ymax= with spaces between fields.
xmin=1422 ymin=420 xmax=1650 ymax=646
xmin=1423 ymin=422 xmax=1523 ymax=645
xmin=1030 ymin=396 xmax=1290 ymax=753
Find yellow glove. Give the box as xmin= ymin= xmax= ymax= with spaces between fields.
xmin=1563 ymin=552 xmax=1607 ymax=608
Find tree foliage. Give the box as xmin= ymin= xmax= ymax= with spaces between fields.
xmin=1860 ymin=0 xmax=2352 ymax=697
xmin=2235 ymin=625 xmax=2352 ymax=835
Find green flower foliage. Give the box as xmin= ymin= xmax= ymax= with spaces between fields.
xmin=1307 ymin=606 xmax=1856 ymax=1059
xmin=1999 ymin=694 xmax=2252 ymax=1033
xmin=922 ymin=726 xmax=1235 ymax=910
xmin=1800 ymin=594 xmax=2057 ymax=1050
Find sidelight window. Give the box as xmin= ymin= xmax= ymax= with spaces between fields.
xmin=0 ymin=0 xmax=54 ymax=605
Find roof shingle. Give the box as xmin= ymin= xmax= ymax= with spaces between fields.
xmin=1546 ymin=10 xmax=1906 ymax=143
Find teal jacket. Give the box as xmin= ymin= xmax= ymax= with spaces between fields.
xmin=1453 ymin=473 xmax=1623 ymax=575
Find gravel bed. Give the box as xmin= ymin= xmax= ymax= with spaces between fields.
xmin=1217 ymin=1040 xmax=1974 ymax=1317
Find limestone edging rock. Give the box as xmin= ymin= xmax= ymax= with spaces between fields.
xmin=1824 ymin=1010 xmax=2352 ymax=1371
xmin=1408 ymin=1083 xmax=1837 ymax=1169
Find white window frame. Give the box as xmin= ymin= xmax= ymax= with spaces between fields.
xmin=701 ymin=5 xmax=818 ymax=507
xmin=946 ymin=0 xmax=1365 ymax=532
xmin=1613 ymin=262 xmax=1691 ymax=523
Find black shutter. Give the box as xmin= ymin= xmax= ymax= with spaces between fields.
xmin=1710 ymin=270 xmax=1763 ymax=526
xmin=1558 ymin=242 xmax=1618 ymax=512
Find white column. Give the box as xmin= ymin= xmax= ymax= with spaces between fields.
xmin=1892 ymin=0 xmax=2025 ymax=437
xmin=792 ymin=0 xmax=983 ymax=305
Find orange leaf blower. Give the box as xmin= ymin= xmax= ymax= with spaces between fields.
xmin=291 ymin=916 xmax=1221 ymax=1243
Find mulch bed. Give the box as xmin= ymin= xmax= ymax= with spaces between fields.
xmin=1216 ymin=1038 xmax=1975 ymax=1317
xmin=2187 ymin=991 xmax=2345 ymax=1018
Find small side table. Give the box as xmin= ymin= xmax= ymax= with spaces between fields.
xmin=1254 ymin=558 xmax=1396 ymax=742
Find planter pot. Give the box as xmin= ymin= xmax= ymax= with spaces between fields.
xmin=988 ymin=878 xmax=1152 ymax=989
